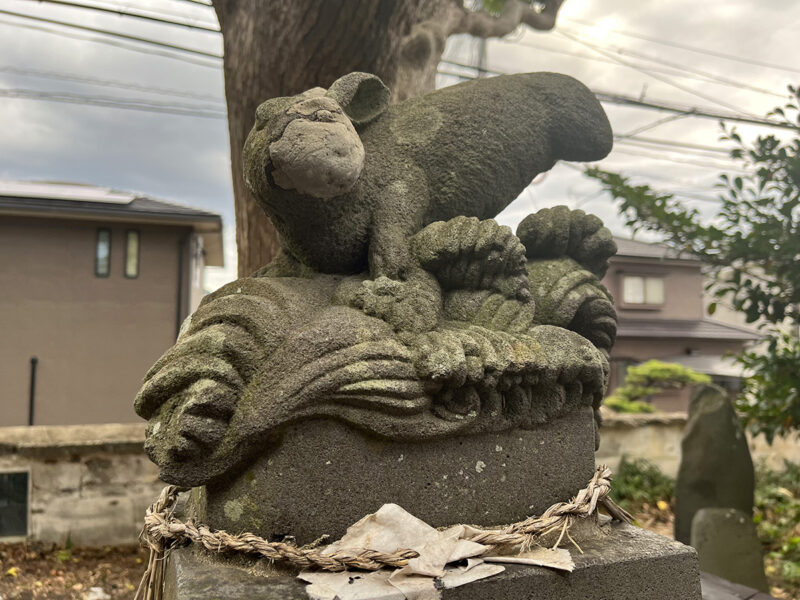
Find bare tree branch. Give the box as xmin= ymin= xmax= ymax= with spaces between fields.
xmin=392 ymin=0 xmax=564 ymax=101
xmin=450 ymin=0 xmax=564 ymax=38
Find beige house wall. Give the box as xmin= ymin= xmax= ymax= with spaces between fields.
xmin=603 ymin=257 xmax=705 ymax=321
xmin=0 ymin=216 xmax=192 ymax=426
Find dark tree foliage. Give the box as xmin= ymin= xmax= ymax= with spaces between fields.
xmin=586 ymin=86 xmax=800 ymax=441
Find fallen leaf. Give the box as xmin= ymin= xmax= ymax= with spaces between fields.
xmin=483 ymin=547 xmax=574 ymax=572
xmin=5 ymin=567 xmax=19 ymax=578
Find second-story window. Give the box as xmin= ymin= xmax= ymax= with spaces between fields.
xmin=95 ymin=229 xmax=111 ymax=277
xmin=125 ymin=230 xmax=140 ymax=278
xmin=622 ymin=275 xmax=665 ymax=306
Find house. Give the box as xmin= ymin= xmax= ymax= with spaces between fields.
xmin=0 ymin=181 xmax=223 ymax=427
xmin=603 ymin=237 xmax=760 ymax=412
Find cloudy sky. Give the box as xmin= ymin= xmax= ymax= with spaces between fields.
xmin=1 ymin=0 xmax=798 ymax=290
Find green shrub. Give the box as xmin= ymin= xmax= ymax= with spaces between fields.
xmin=755 ymin=460 xmax=800 ymax=593
xmin=605 ymin=396 xmax=655 ymax=414
xmin=610 ymin=455 xmax=675 ymax=512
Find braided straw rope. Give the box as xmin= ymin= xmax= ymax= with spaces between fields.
xmin=135 ymin=465 xmax=632 ymax=600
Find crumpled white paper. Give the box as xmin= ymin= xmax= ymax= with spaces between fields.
xmin=298 ymin=503 xmax=574 ymax=600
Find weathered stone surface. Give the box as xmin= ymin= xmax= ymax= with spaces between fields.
xmin=134 ymin=71 xmax=628 ymax=573
xmin=691 ymin=508 xmax=768 ymax=593
xmin=243 ymin=71 xmax=612 ymax=279
xmin=675 ymin=385 xmax=755 ymax=544
xmin=163 ymin=522 xmax=701 ymax=600
xmin=191 ymin=408 xmax=596 ymax=544
xmin=136 ymin=272 xmax=610 ymax=490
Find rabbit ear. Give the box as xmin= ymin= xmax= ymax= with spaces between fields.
xmin=326 ymin=72 xmax=390 ymax=126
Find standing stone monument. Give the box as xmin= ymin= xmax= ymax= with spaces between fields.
xmin=135 ymin=71 xmax=701 ymax=599
xmin=691 ymin=507 xmax=769 ymax=592
xmin=675 ymin=384 xmax=755 ymax=544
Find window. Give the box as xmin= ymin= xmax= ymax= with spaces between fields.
xmin=125 ymin=230 xmax=140 ymax=278
xmin=95 ymin=229 xmax=111 ymax=277
xmin=622 ymin=275 xmax=665 ymax=305
xmin=0 ymin=472 xmax=29 ymax=537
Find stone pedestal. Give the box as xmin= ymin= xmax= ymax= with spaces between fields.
xmin=190 ymin=409 xmax=597 ymax=544
xmin=164 ymin=522 xmax=702 ymax=600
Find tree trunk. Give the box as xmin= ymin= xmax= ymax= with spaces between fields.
xmin=213 ymin=0 xmax=563 ymax=276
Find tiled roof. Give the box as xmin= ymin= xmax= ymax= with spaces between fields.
xmin=613 ymin=236 xmax=697 ymax=261
xmin=616 ymin=318 xmax=761 ymax=341
xmin=0 ymin=180 xmax=221 ymax=222
xmin=0 ymin=180 xmax=224 ymax=266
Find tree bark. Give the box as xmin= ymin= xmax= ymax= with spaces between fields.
xmin=213 ymin=0 xmax=563 ymax=276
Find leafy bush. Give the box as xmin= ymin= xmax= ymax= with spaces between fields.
xmin=755 ymin=460 xmax=800 ymax=594
xmin=586 ymin=86 xmax=800 ymax=440
xmin=610 ymin=455 xmax=675 ymax=512
xmin=604 ymin=396 xmax=655 ymax=414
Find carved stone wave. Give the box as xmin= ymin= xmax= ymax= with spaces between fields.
xmin=135 ymin=209 xmax=617 ymax=487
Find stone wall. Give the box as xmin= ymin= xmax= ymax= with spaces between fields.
xmin=0 ymin=423 xmax=162 ymax=546
xmin=598 ymin=412 xmax=800 ymax=478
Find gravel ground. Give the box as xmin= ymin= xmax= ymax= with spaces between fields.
xmin=0 ymin=543 xmax=147 ymax=600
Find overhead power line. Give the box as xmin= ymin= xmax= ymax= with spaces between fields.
xmin=618 ymin=113 xmax=690 ymax=138
xmin=557 ymin=30 xmax=759 ymax=119
xmin=0 ymin=17 xmax=219 ymax=68
xmin=0 ymin=87 xmax=226 ymax=118
xmin=0 ymin=64 xmax=225 ymax=104
xmin=593 ymin=91 xmax=797 ymax=131
xmin=615 ymin=135 xmax=731 ymax=155
xmin=610 ymin=147 xmax=748 ymax=173
xmin=558 ymin=28 xmax=785 ymax=99
xmin=0 ymin=8 xmax=223 ymax=58
xmin=24 ymin=0 xmax=220 ymax=32
xmin=562 ymin=17 xmax=800 ymax=76
xmin=502 ymin=37 xmax=783 ymax=100
xmin=440 ymin=61 xmax=796 ymax=131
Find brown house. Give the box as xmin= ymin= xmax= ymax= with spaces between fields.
xmin=0 ymin=181 xmax=223 ymax=427
xmin=603 ymin=237 xmax=760 ymax=412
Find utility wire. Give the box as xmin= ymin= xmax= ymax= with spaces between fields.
xmin=557 ymin=28 xmax=785 ymax=99
xmin=593 ymin=91 xmax=795 ymax=132
xmin=558 ymin=30 xmax=760 ymax=119
xmin=27 ymin=4 xmax=762 ymax=104
xmin=0 ymin=64 xmax=225 ymax=104
xmin=24 ymin=0 xmax=220 ymax=32
xmin=0 ymin=17 xmax=219 ymax=68
xmin=610 ymin=148 xmax=748 ymax=173
xmin=501 ymin=37 xmax=783 ymax=99
xmin=439 ymin=63 xmax=795 ymax=132
xmin=618 ymin=113 xmax=690 ymax=138
xmin=615 ymin=135 xmax=731 ymax=155
xmin=1 ymin=17 xmax=787 ymax=134
xmin=562 ymin=17 xmax=800 ymax=76
xmin=0 ymin=87 xmax=226 ymax=118
xmin=0 ymin=8 xmax=223 ymax=58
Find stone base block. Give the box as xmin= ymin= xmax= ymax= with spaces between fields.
xmin=192 ymin=408 xmax=597 ymax=544
xmin=164 ymin=522 xmax=701 ymax=600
